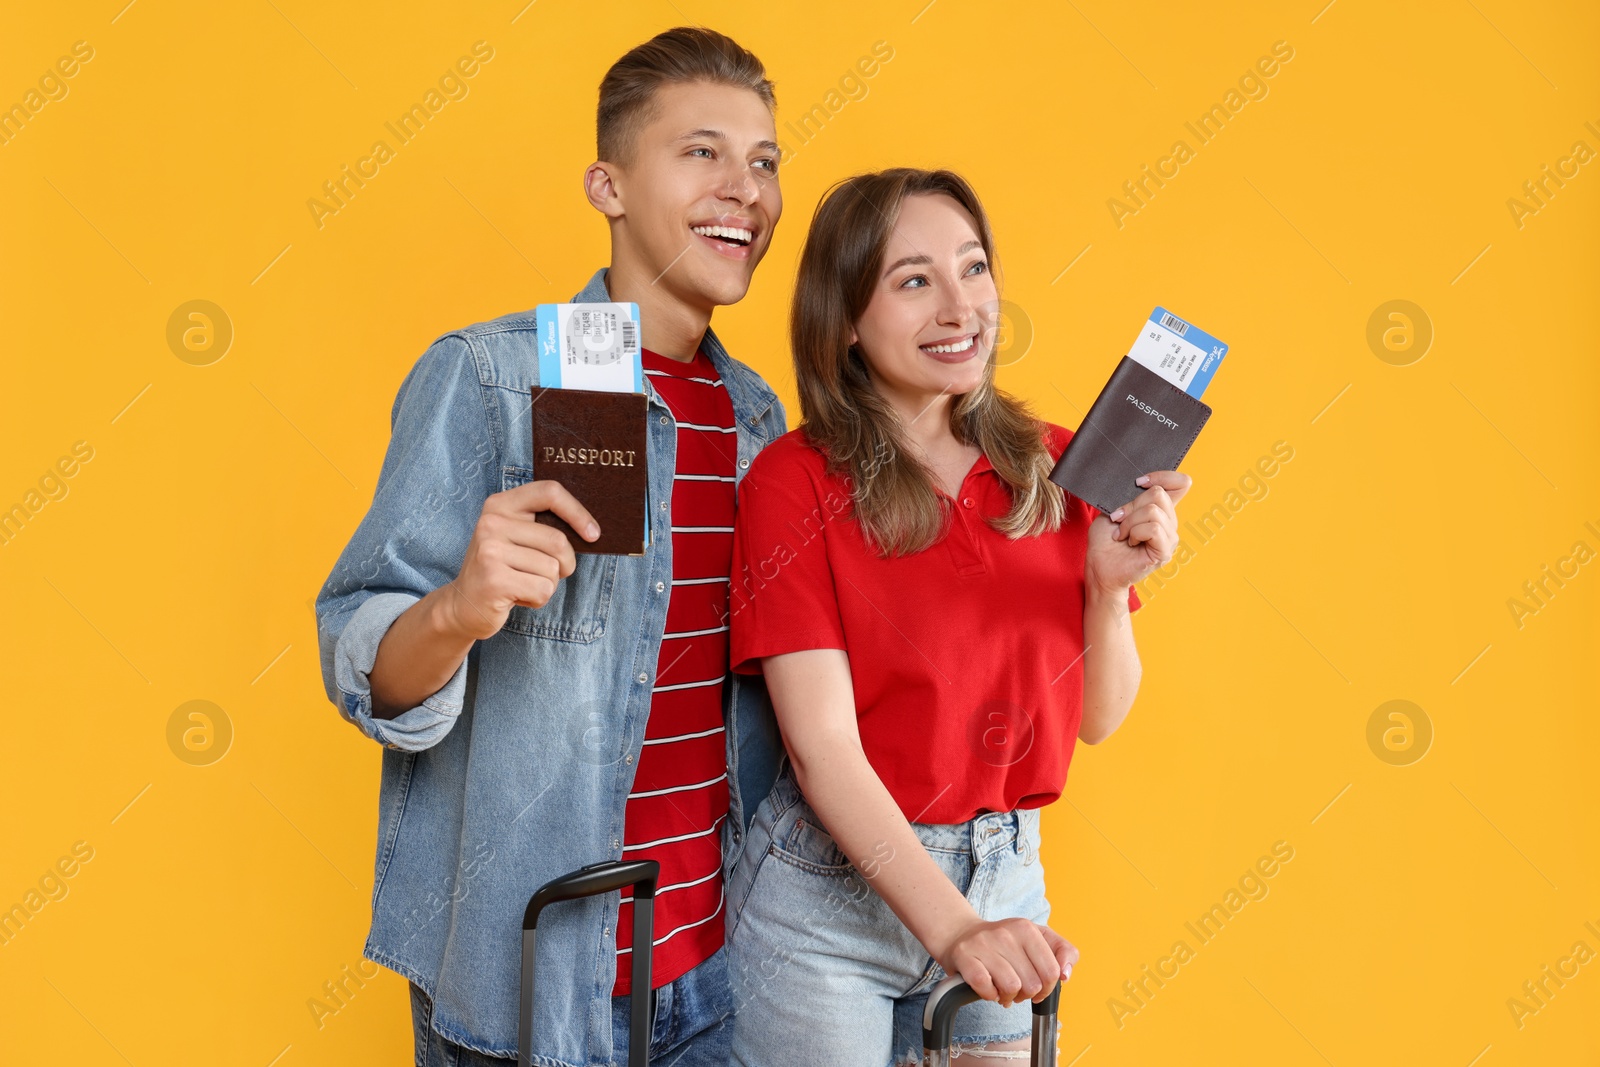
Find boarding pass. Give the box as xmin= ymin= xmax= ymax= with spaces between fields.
xmin=1127 ymin=307 xmax=1227 ymax=399
xmin=536 ymin=301 xmax=644 ymax=393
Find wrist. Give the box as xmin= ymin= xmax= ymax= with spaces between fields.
xmin=429 ymin=582 xmax=482 ymax=644
xmin=1085 ymin=580 xmax=1130 ymax=614
xmin=922 ymin=899 xmax=983 ymax=963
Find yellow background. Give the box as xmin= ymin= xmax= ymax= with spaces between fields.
xmin=3 ymin=0 xmax=1597 ymax=1063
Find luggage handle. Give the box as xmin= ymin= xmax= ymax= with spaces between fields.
xmin=921 ymin=975 xmax=1060 ymax=1067
xmin=519 ymin=859 xmax=661 ymax=1067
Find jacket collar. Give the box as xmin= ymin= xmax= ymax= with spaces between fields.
xmin=572 ymin=267 xmax=778 ymax=429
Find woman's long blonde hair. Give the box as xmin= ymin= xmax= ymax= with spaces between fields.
xmin=791 ymin=167 xmax=1067 ymax=556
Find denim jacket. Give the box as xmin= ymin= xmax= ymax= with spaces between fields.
xmin=314 ymin=268 xmax=787 ymax=1064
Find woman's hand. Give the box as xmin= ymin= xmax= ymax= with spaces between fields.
xmin=936 ymin=916 xmax=1079 ymax=1008
xmin=1084 ymin=470 xmax=1192 ymax=596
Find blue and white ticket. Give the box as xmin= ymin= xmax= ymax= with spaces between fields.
xmin=1127 ymin=307 xmax=1227 ymax=399
xmin=536 ymin=301 xmax=643 ymax=393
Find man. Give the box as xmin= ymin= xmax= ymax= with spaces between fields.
xmin=315 ymin=27 xmax=786 ymax=1066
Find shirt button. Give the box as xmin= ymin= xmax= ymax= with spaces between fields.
xmin=624 ymin=753 xmax=634 ymax=765
xmin=611 ymin=838 xmax=620 ymax=851
xmin=738 ymin=457 xmax=750 ymax=469
xmin=659 ymin=415 xmax=669 ymax=426
xmin=655 ymin=581 xmax=666 ymax=593
xmin=962 ymin=497 xmax=975 ymax=508
xmin=660 ymin=500 xmax=669 ymax=511
xmin=637 ymin=672 xmax=648 ymax=684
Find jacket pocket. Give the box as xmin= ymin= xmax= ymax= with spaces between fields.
xmin=497 ymin=465 xmax=617 ymax=642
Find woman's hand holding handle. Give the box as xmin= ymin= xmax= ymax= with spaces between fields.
xmin=934 ymin=915 xmax=1079 ymax=1009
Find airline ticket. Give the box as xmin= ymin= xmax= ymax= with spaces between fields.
xmin=535 ymin=302 xmax=644 ymax=393
xmin=1127 ymin=307 xmax=1227 ymax=399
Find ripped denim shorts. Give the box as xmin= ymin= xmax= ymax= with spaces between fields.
xmin=727 ymin=768 xmax=1054 ymax=1066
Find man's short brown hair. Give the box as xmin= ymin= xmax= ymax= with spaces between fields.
xmin=597 ymin=27 xmax=776 ymax=164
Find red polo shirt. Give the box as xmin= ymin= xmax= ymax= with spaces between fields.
xmin=729 ymin=423 xmax=1140 ymax=825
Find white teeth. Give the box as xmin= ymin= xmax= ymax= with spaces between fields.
xmin=921 ymin=336 xmax=975 ymax=354
xmin=691 ymin=224 xmax=753 ymax=244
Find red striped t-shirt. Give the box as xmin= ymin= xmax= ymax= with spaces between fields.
xmin=613 ymin=345 xmax=737 ymax=995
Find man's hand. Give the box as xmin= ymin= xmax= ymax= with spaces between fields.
xmin=1084 ymin=470 xmax=1192 ymax=596
xmin=443 ymin=480 xmax=601 ymax=641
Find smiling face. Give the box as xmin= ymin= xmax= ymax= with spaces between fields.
xmin=603 ymin=80 xmax=782 ymax=311
xmin=850 ymin=192 xmax=999 ymax=416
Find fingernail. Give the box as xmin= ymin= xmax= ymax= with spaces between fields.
xmin=1110 ymin=508 xmax=1125 ymax=522
xmin=587 ymin=522 xmax=600 ymax=539
xmin=1063 ymin=963 xmax=1073 ymax=981
xmin=1136 ymin=475 xmax=1151 ymax=487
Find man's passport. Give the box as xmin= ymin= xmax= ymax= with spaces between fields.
xmin=531 ymin=387 xmax=648 ymax=555
xmin=1049 ymin=356 xmax=1213 ymax=516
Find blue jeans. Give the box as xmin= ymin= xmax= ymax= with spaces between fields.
xmin=727 ymin=770 xmax=1050 ymax=1067
xmin=410 ymin=945 xmax=733 ymax=1066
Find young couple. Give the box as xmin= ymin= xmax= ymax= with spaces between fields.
xmin=316 ymin=25 xmax=1189 ymax=1067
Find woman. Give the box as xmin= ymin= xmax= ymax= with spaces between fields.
xmin=725 ymin=168 xmax=1189 ymax=1065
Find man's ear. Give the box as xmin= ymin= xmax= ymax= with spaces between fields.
xmin=585 ymin=162 xmax=625 ymax=219
xmin=849 ymin=327 xmax=858 ymax=346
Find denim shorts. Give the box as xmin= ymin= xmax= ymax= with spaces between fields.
xmin=409 ymin=943 xmax=732 ymax=1066
xmin=726 ymin=769 xmax=1051 ymax=1067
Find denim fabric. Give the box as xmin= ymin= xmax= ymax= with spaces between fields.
xmin=315 ymin=267 xmax=787 ymax=1063
xmin=410 ymin=946 xmax=733 ymax=1067
xmin=727 ymin=768 xmax=1049 ymax=1066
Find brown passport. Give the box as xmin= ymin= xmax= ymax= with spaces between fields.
xmin=530 ymin=387 xmax=649 ymax=555
xmin=1048 ymin=355 xmax=1212 ymax=515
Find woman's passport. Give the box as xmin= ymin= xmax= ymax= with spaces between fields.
xmin=530 ymin=301 xmax=649 ymax=555
xmin=1049 ymin=309 xmax=1224 ymax=515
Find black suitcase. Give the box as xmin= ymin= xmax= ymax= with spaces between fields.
xmin=922 ymin=975 xmax=1060 ymax=1066
xmin=518 ymin=859 xmax=660 ymax=1067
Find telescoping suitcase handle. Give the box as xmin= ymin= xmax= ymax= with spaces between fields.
xmin=519 ymin=859 xmax=660 ymax=1067
xmin=922 ymin=975 xmax=1060 ymax=1067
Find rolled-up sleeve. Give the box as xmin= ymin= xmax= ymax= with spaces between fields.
xmin=324 ymin=591 xmax=470 ymax=750
xmin=315 ymin=333 xmax=497 ymax=751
